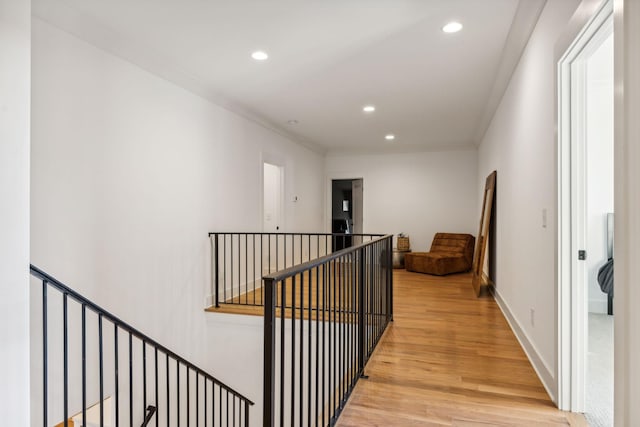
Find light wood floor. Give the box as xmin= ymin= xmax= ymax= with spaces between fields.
xmin=206 ymin=265 xmax=356 ymax=318
xmin=335 ymin=269 xmax=587 ymax=427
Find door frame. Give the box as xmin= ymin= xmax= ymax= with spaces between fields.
xmin=556 ymin=0 xmax=613 ymax=412
xmin=325 ymin=173 xmax=365 ymax=234
xmin=261 ymin=154 xmax=286 ymax=233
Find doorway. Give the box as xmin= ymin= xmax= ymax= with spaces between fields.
xmin=331 ymin=179 xmax=363 ymax=250
xmin=263 ymin=162 xmax=283 ymax=233
xmin=557 ymin=1 xmax=613 ymax=425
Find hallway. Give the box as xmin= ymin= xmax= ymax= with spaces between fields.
xmin=336 ymin=270 xmax=587 ymax=426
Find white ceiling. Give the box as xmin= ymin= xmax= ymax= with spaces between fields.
xmin=33 ymin=0 xmax=546 ymax=154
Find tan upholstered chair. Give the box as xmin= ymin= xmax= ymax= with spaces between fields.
xmin=404 ymin=233 xmax=475 ymax=276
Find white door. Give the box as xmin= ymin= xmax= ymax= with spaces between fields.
xmin=263 ymin=162 xmax=283 ymax=272
xmin=263 ymin=162 xmax=282 ymax=233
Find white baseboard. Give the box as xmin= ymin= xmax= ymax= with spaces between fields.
xmin=491 ymin=288 xmax=557 ymax=404
xmin=206 ymin=279 xmax=263 ymax=307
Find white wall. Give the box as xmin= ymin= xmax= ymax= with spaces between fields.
xmin=0 ymin=0 xmax=30 ymax=423
xmin=585 ymin=33 xmax=614 ymax=314
xmin=477 ymin=0 xmax=580 ymax=399
xmin=326 ymin=150 xmax=478 ymax=250
xmin=31 ymin=18 xmax=325 ymax=425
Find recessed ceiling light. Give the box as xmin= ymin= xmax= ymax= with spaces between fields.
xmin=363 ymin=105 xmax=376 ymax=113
xmin=442 ymin=22 xmax=463 ymax=33
xmin=251 ymin=51 xmax=269 ymax=61
xmin=287 ymin=120 xmax=299 ymax=125
xmin=385 ymin=134 xmax=395 ymax=141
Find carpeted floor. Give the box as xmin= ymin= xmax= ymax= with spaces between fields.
xmin=585 ymin=312 xmax=614 ymax=427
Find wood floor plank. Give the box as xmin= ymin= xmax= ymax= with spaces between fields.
xmin=336 ymin=269 xmax=585 ymax=426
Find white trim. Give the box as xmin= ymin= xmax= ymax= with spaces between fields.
xmin=556 ymin=0 xmax=613 ymax=412
xmin=261 ymin=154 xmax=286 ymax=233
xmin=324 ymin=173 xmax=365 ymax=234
xmin=492 ymin=288 xmax=556 ymax=402
xmin=569 ymin=46 xmax=588 ymax=413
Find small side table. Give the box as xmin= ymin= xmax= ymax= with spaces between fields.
xmin=392 ymin=248 xmax=412 ymax=269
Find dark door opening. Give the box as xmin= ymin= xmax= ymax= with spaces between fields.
xmin=331 ymin=179 xmax=362 ymax=251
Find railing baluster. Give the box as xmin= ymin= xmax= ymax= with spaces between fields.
xmin=331 ymin=259 xmax=336 ymax=418
xmin=291 ymin=275 xmax=296 ymax=426
xmin=176 ymin=359 xmax=180 ymax=425
xmin=187 ymin=367 xmax=190 ymax=427
xmin=299 ymin=273 xmax=304 ymax=427
xmin=211 ymin=383 xmax=222 ymax=425
xmin=358 ymin=247 xmax=365 ymax=377
xmin=349 ymin=253 xmax=354 ymax=386
xmin=279 ymin=275 xmax=285 ymax=427
xmin=224 ymin=234 xmax=227 ymax=303
xmin=339 ymin=256 xmax=344 ymax=406
xmin=315 ymin=265 xmax=319 ymax=425
xmin=268 ymin=233 xmax=271 ymax=275
xmin=82 ymin=305 xmax=87 ymax=426
xmin=253 ymin=234 xmax=257 ymax=306
xmin=155 ymin=347 xmax=158 ymax=427
xmin=42 ymin=281 xmax=48 ymax=427
xmin=307 ymin=268 xmax=312 ymax=427
xmin=143 ymin=340 xmax=147 ymax=421
xmin=166 ymin=354 xmax=169 ymax=425
xmin=204 ymin=376 xmax=207 ymax=426
xmin=321 ymin=263 xmax=326 ymax=427
xmin=261 ymin=234 xmax=264 ymax=304
xmin=98 ymin=314 xmax=104 ymax=427
xmin=231 ymin=234 xmax=234 ymax=303
xmin=237 ymin=233 xmax=241 ymax=304
xmin=245 ymin=233 xmax=248 ymax=304
xmin=215 ymin=233 xmax=220 ymax=308
xmin=115 ymin=324 xmax=120 ymax=427
xmin=63 ymin=293 xmax=68 ymax=427
xmin=195 ymin=373 xmax=198 ymax=427
xmin=226 ymin=389 xmax=230 ymax=426
xmin=129 ymin=332 xmax=133 ymax=427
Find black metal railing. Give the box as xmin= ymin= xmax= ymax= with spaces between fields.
xmin=30 ymin=265 xmax=253 ymax=427
xmin=208 ymin=232 xmax=383 ymax=308
xmin=262 ymin=235 xmax=393 ymax=426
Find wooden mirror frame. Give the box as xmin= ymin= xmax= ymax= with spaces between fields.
xmin=472 ymin=171 xmax=496 ymax=296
